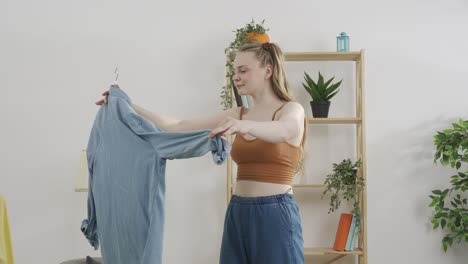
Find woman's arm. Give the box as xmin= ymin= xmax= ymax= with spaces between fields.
xmin=133 ymin=103 xmax=241 ymax=132
xmin=96 ymin=85 xmax=241 ymax=132
xmin=208 ymin=102 xmax=305 ymax=144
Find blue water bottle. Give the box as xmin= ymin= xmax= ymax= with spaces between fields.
xmin=336 ymin=32 xmax=349 ymax=52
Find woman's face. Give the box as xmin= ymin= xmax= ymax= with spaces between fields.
xmin=232 ymin=51 xmax=271 ymax=95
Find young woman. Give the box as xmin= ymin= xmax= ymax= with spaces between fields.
xmin=97 ymin=42 xmax=306 ymax=263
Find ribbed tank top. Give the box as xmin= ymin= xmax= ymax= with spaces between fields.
xmin=230 ymin=103 xmax=303 ymax=185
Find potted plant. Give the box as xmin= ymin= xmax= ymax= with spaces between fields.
xmin=322 ymin=158 xmax=365 ymax=229
xmin=302 ymin=71 xmax=342 ymax=118
xmin=220 ymin=19 xmax=270 ymax=110
xmin=428 ymin=118 xmax=468 ymax=252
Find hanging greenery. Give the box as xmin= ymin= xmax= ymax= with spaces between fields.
xmin=220 ymin=19 xmax=270 ymax=110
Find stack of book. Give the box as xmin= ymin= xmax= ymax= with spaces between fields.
xmin=333 ymin=213 xmax=359 ymax=251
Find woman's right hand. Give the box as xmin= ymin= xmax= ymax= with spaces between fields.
xmin=95 ymin=90 xmax=109 ymax=105
xmin=95 ymin=84 xmax=119 ymax=105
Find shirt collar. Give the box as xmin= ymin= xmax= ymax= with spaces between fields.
xmin=109 ymin=84 xmax=132 ymax=104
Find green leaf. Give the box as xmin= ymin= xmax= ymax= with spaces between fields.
xmin=303 ymin=72 xmax=322 ymax=100
xmin=302 ymin=83 xmax=313 ymax=96
xmin=304 ymin=72 xmax=317 ymax=89
xmin=439 ymin=200 xmax=445 ymax=208
xmin=317 ymin=72 xmax=325 ymax=91
xmin=448 ymin=237 xmax=454 ymax=246
xmin=306 ymin=75 xmax=317 ymax=91
xmin=309 ymin=85 xmax=324 ymax=101
xmin=303 ymin=71 xmax=344 ymax=102
xmin=329 ymin=79 xmax=343 ymax=91
xmin=326 ymin=90 xmax=340 ymax=100
xmin=323 ymin=82 xmax=342 ymax=100
xmin=323 ymin=76 xmax=335 ymax=89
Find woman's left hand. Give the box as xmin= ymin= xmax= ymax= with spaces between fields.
xmin=208 ymin=117 xmax=250 ymax=138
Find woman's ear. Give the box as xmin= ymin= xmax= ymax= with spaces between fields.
xmin=265 ymin=64 xmax=273 ymax=80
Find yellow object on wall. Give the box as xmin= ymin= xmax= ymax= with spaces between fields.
xmin=75 ymin=149 xmax=89 ymax=192
xmin=0 ymin=195 xmax=14 ymax=264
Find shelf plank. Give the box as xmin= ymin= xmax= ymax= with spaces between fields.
xmin=307 ymin=117 xmax=362 ymax=124
xmin=304 ymin=247 xmax=363 ymax=256
xmin=284 ymin=51 xmax=361 ymax=61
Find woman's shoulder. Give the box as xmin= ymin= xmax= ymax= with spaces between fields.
xmin=271 ymin=101 xmax=304 ymax=122
xmin=280 ymin=101 xmax=305 ymax=115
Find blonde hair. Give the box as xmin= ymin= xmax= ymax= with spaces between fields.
xmin=238 ymin=42 xmax=292 ymax=101
xmin=237 ymin=42 xmax=307 ymax=178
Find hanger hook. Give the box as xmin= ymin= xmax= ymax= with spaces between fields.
xmin=114 ymin=66 xmax=119 ymax=82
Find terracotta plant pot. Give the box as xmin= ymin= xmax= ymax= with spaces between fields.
xmin=248 ymin=32 xmax=270 ymax=43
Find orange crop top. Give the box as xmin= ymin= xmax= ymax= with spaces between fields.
xmin=230 ymin=103 xmax=304 ymax=185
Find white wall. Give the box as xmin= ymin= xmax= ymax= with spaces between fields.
xmin=1 ymin=0 xmax=467 ymax=263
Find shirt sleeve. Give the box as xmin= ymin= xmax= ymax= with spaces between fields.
xmin=145 ymin=129 xmax=230 ymax=163
xmin=117 ymin=100 xmax=231 ymax=163
xmin=81 ymin=121 xmax=100 ymax=250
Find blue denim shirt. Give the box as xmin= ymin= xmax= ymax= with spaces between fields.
xmin=81 ymin=85 xmax=231 ymax=264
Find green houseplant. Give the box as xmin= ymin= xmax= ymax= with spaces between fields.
xmin=428 ymin=118 xmax=468 ymax=252
xmin=302 ymin=71 xmax=342 ymax=118
xmin=322 ymin=158 xmax=365 ymax=228
xmin=220 ymin=19 xmax=270 ymax=110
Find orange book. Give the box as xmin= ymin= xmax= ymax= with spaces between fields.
xmin=333 ymin=213 xmax=353 ymax=251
